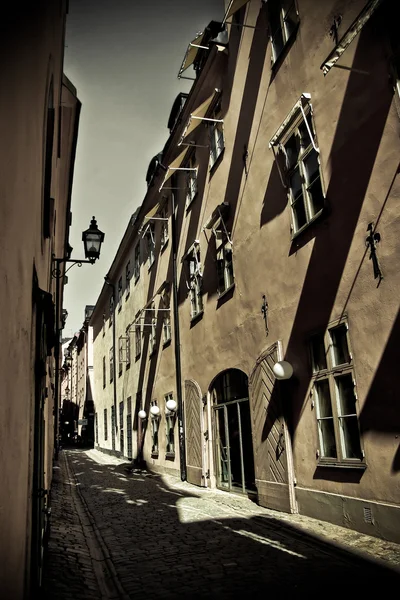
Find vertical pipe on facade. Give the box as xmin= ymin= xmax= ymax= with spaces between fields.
xmin=105 ymin=278 xmax=118 ymax=442
xmin=171 ymin=192 xmax=187 ymax=481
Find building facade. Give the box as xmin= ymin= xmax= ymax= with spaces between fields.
xmin=0 ymin=2 xmax=81 ymax=596
xmin=90 ymin=0 xmax=400 ymax=543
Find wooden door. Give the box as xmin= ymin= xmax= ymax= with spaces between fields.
xmin=184 ymin=380 xmax=206 ymax=487
xmin=249 ymin=342 xmax=296 ymax=513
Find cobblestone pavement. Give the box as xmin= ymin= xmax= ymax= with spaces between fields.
xmin=42 ymin=449 xmax=400 ymax=599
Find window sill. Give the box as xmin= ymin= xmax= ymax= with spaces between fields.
xmin=151 ymin=452 xmax=159 ymax=459
xmin=135 ymin=353 xmax=141 ymax=362
xmin=166 ymin=452 xmax=175 ymax=460
xmin=217 ymin=282 xmax=235 ymax=302
xmin=125 ymin=291 xmax=130 ymax=301
xmin=190 ymin=310 xmax=204 ymax=325
xmin=149 ymin=349 xmax=157 ymax=359
xmin=317 ymin=460 xmax=367 ymax=471
xmin=148 ymin=262 xmax=155 ymax=272
xmin=290 ymin=207 xmax=325 ymax=241
xmin=134 ymin=276 xmax=140 ymax=285
xmin=163 ymin=338 xmax=172 ymax=349
xmin=126 ymin=362 xmax=131 ymax=370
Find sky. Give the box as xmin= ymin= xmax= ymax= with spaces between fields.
xmin=63 ymin=0 xmax=224 ymax=337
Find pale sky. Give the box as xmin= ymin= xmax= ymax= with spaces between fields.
xmin=63 ymin=0 xmax=224 ymax=337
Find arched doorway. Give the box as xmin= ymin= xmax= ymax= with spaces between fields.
xmin=211 ymin=369 xmax=256 ymax=494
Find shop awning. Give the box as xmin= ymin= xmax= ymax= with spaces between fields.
xmin=178 ymin=89 xmax=222 ymax=146
xmin=158 ymin=147 xmax=191 ymax=191
xmin=178 ymin=31 xmax=209 ymax=78
xmin=320 ymin=0 xmax=383 ymax=75
xmin=138 ymin=202 xmax=162 ymax=234
xmin=222 ymin=0 xmax=251 ymax=25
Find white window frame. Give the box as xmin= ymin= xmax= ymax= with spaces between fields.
xmin=160 ymin=203 xmax=169 ymax=248
xmin=310 ymin=320 xmax=364 ymax=465
xmin=272 ymin=101 xmax=324 ymax=237
xmin=209 ymin=104 xmax=225 ymax=169
xmin=149 ymin=302 xmax=157 ymax=355
xmin=165 ymin=393 xmax=176 ymax=455
xmin=135 ymin=323 xmax=141 ymax=358
xmin=268 ymin=0 xmax=299 ymax=64
xmin=151 ymin=405 xmax=160 ymax=455
xmin=146 ymin=224 xmax=155 ymax=268
xmin=125 ymin=260 xmax=131 ymax=298
xmin=185 ymin=153 xmax=198 ymax=208
xmin=109 ymin=347 xmax=114 ymax=383
xmin=214 ymin=227 xmax=234 ymax=296
xmin=134 ymin=243 xmax=140 ymax=282
xmin=186 ymin=245 xmax=203 ymax=319
xmin=117 ymin=277 xmax=122 ymax=310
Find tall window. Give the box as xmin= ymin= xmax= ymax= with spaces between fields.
xmin=267 ymin=0 xmax=299 ymax=64
xmin=119 ymin=400 xmax=124 ymax=456
xmin=151 ymin=410 xmax=159 ymax=455
xmin=209 ymin=103 xmax=224 ymax=169
xmin=95 ymin=413 xmax=98 ymax=444
xmin=102 ymin=356 xmax=106 ymax=388
xmin=102 ymin=312 xmax=106 ymax=336
xmin=126 ymin=397 xmax=132 ymax=459
xmin=135 ymin=322 xmax=141 ymax=358
xmin=165 ymin=393 xmax=175 ymax=455
xmin=109 ymin=294 xmax=114 ymax=326
xmin=126 ymin=333 xmax=131 ymax=367
xmin=149 ymin=302 xmax=157 ymax=355
xmin=125 ymin=260 xmax=131 ymax=298
xmin=186 ymin=153 xmax=198 ymax=208
xmin=310 ymin=321 xmax=363 ymax=463
xmin=146 ymin=223 xmax=155 ymax=268
xmin=118 ymin=277 xmax=123 ymax=310
xmin=160 ymin=203 xmax=169 ymax=248
xmin=118 ymin=336 xmax=123 ymax=375
xmin=109 ymin=347 xmax=114 ymax=383
xmin=104 ymin=408 xmax=108 ymax=441
xmin=134 ymin=243 xmax=140 ymax=282
xmin=215 ymin=229 xmax=234 ymax=295
xmin=161 ymin=290 xmax=171 ymax=344
xmin=111 ymin=406 xmax=115 ymax=451
xmin=274 ymin=103 xmax=324 ymax=235
xmin=43 ymin=78 xmax=55 ymax=239
xmin=186 ymin=244 xmax=203 ymax=319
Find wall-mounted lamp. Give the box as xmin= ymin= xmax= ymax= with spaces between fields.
xmin=138 ymin=410 xmax=147 ymax=420
xmin=273 ymin=360 xmax=294 ymax=380
xmin=150 ymin=405 xmax=160 ymax=417
xmin=166 ymin=399 xmax=177 ymax=412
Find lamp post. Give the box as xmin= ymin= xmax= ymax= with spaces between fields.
xmin=52 ymin=217 xmax=104 ymax=460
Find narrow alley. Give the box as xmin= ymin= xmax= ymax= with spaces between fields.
xmin=41 ymin=450 xmax=400 ymax=600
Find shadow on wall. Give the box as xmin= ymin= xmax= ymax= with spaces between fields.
xmin=53 ymin=450 xmax=400 ymax=599
xmin=359 ymin=308 xmax=400 ymax=474
xmin=258 ymin=20 xmax=394 ymax=477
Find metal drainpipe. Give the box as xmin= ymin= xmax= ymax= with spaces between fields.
xmin=105 ymin=277 xmax=118 ymax=445
xmin=171 ymin=191 xmax=187 ymax=481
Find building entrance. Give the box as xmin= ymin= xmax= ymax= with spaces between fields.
xmin=211 ymin=370 xmax=256 ymax=494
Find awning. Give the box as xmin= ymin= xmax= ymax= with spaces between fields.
xmin=178 ymin=31 xmax=209 ymax=78
xmin=158 ymin=146 xmax=190 ymax=191
xmin=138 ymin=202 xmax=161 ymax=234
xmin=222 ymin=0 xmax=250 ymax=25
xmin=321 ymin=0 xmax=383 ymax=75
xmin=179 ymin=89 xmax=221 ymax=146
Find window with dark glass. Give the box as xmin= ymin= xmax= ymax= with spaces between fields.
xmin=267 ymin=0 xmax=299 ymax=64
xmin=310 ymin=321 xmax=363 ymax=463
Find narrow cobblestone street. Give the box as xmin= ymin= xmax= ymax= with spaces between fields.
xmin=41 ymin=450 xmax=400 ymax=599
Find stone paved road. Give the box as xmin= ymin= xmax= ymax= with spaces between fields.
xmin=42 ymin=449 xmax=400 ymax=599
